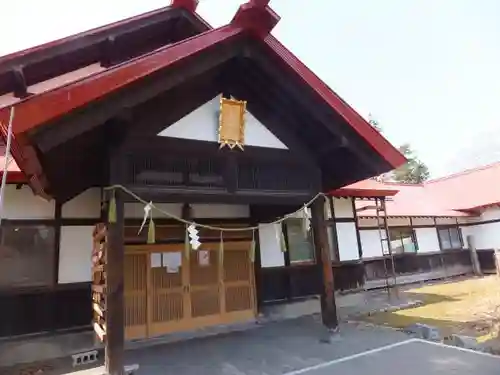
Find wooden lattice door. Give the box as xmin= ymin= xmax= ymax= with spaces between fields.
xmin=124 ymin=241 xmax=256 ymax=340
xmin=188 ymin=245 xmax=222 ymax=326
xmin=223 ymin=242 xmax=256 ymax=320
xmin=149 ymin=248 xmax=186 ymax=337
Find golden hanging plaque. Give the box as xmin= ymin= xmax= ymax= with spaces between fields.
xmin=218 ymin=97 xmax=246 ymax=150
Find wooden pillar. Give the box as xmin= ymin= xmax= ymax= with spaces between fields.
xmin=105 ymin=189 xmax=125 ymax=375
xmin=311 ymin=196 xmax=338 ymax=331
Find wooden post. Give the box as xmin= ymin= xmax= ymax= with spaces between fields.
xmin=311 ymin=196 xmax=338 ymax=334
xmin=105 ymin=189 xmax=125 ymax=375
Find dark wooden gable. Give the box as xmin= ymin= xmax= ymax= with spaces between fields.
xmin=23 ymin=32 xmax=394 ymax=202
xmin=0 ymin=6 xmax=208 ymax=99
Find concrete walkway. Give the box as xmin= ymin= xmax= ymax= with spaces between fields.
xmin=0 ymin=288 xmax=418 ymax=370
xmin=4 ymin=315 xmax=500 ymax=375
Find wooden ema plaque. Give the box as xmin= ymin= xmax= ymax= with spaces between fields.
xmin=92 ymin=223 xmax=107 ymax=342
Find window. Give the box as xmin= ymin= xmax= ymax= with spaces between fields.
xmin=0 ymin=225 xmax=55 ymax=289
xmin=388 ymin=227 xmax=418 ymax=254
xmin=284 ymin=220 xmax=315 ymax=264
xmin=438 ymin=226 xmax=462 ymax=250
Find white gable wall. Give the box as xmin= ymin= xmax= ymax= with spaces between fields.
xmin=158 ymin=95 xmax=288 ymax=149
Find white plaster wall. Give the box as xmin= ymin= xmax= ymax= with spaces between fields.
xmin=62 ymin=188 xmax=101 ymax=218
xmin=58 ymin=226 xmax=94 ymax=284
xmin=411 ymin=217 xmax=435 ymax=226
xmin=259 ymin=223 xmax=285 ymax=267
xmin=336 ymin=222 xmax=359 ymax=261
xmin=414 ymin=228 xmax=440 ymax=253
xmin=158 ymin=95 xmax=287 ymax=149
xmin=462 ymin=222 xmax=500 ymax=250
xmin=333 ymin=198 xmax=354 ymax=218
xmin=360 ymin=229 xmax=388 ymax=259
xmin=2 ymin=184 xmax=55 ymax=219
xmin=459 ymin=208 xmax=500 ymax=250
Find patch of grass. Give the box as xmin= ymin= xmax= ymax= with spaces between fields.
xmin=362 ymin=276 xmax=500 ymax=338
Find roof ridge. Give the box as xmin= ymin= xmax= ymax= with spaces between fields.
xmin=381 ymin=181 xmax=425 ymax=187
xmin=426 ymin=160 xmax=500 ymax=184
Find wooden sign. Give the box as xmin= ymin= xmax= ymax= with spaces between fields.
xmin=92 ymin=223 xmax=108 ymax=342
xmin=218 ymin=97 xmax=246 ymax=150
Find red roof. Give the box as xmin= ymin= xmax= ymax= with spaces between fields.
xmin=330 ymin=179 xmax=400 ymax=198
xmin=0 ymin=1 xmax=405 ymax=196
xmin=425 ymin=162 xmax=500 ymax=212
xmin=349 ymin=162 xmax=500 ymax=217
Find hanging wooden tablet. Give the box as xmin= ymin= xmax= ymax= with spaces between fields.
xmin=218 ymin=97 xmax=246 ymax=150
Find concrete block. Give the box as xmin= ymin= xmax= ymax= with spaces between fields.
xmin=405 ymin=323 xmax=442 ymax=341
xmin=445 ymin=334 xmax=481 ymax=350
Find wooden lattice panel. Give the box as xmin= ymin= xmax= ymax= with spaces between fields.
xmin=152 ymin=292 xmax=184 ymax=323
xmin=151 ymin=260 xmax=184 ymax=323
xmin=225 ymin=285 xmax=252 ymax=312
xmin=124 ymin=254 xmax=147 ymax=329
xmin=224 ymin=250 xmax=250 ymax=282
xmin=191 ymin=289 xmax=220 ymax=317
xmin=189 ymin=249 xmax=218 ymax=286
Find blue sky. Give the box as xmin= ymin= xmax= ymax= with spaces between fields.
xmin=2 ymin=0 xmax=499 ymax=177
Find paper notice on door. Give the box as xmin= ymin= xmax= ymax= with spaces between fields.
xmin=151 ymin=253 xmax=162 ymax=268
xmin=198 ymin=250 xmax=210 ymax=267
xmin=163 ymin=252 xmax=182 ymax=273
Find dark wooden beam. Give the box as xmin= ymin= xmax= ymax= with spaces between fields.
xmin=249 ymin=46 xmax=390 ymax=175
xmin=127 ymin=68 xmax=223 ymax=136
xmin=100 ymin=36 xmax=119 ymax=68
xmin=32 ymin=39 xmax=243 ymax=153
xmin=311 ymin=196 xmax=338 ymax=332
xmin=317 ymin=136 xmax=349 ymax=156
xmin=105 ymin=189 xmax=125 ymax=375
xmin=127 ymin=186 xmax=315 ymax=205
xmin=224 ymin=152 xmax=238 ymax=193
xmin=234 ymin=59 xmax=322 ymax=163
xmin=11 ymin=67 xmax=32 ymax=98
xmin=105 ymin=143 xmax=126 ymax=375
xmin=0 ymin=8 xmax=186 ymax=78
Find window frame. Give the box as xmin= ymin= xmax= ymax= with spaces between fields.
xmin=437 ymin=225 xmax=463 ymax=250
xmin=282 ymin=219 xmax=316 ymax=265
xmin=0 ymin=222 xmax=57 ymax=291
xmin=387 ymin=226 xmax=419 ymax=254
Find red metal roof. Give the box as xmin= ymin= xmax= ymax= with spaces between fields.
xmin=348 ymin=162 xmax=500 ymax=217
xmin=0 ymin=0 xmax=406 ymax=197
xmin=425 ymin=162 xmax=500 ymax=213
xmin=330 ymin=179 xmax=400 ymax=198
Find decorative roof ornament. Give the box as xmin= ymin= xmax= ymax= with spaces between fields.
xmin=231 ymin=0 xmax=280 ymax=35
xmin=170 ymin=0 xmax=199 ymax=12
xmin=218 ymin=97 xmax=246 ymax=150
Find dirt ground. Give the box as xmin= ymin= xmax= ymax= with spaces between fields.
xmin=361 ymin=276 xmax=500 ymax=342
